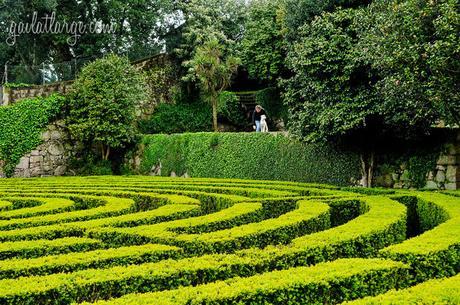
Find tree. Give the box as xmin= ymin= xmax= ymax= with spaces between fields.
xmin=174 ymin=0 xmax=246 ymax=70
xmin=283 ymin=8 xmax=380 ymax=187
xmin=240 ymin=0 xmax=286 ymax=83
xmin=283 ymin=0 xmax=459 ymax=187
xmin=0 ymin=0 xmax=177 ymax=80
xmin=66 ymin=54 xmax=146 ymax=160
xmin=358 ymin=0 xmax=460 ymax=127
xmin=282 ymin=0 xmax=371 ymax=41
xmin=186 ymin=39 xmax=240 ymax=131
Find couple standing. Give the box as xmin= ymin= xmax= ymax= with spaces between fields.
xmin=252 ymin=105 xmax=268 ymax=132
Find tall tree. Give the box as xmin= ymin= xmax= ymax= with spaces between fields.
xmin=359 ymin=0 xmax=460 ymax=127
xmin=283 ymin=8 xmax=380 ymax=187
xmin=187 ymin=39 xmax=240 ymax=131
xmin=240 ymin=0 xmax=286 ymax=83
xmin=174 ymin=0 xmax=246 ymax=69
xmin=284 ymin=0 xmax=459 ymax=187
xmin=0 ymin=0 xmax=177 ymax=83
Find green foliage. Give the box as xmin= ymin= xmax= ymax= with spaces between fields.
xmin=283 ymin=8 xmax=377 ymax=142
xmin=142 ymin=60 xmax=180 ymax=116
xmin=282 ymin=0 xmax=370 ymax=41
xmin=186 ymin=39 xmax=240 ymax=131
xmin=3 ymin=177 xmax=458 ymax=304
xmin=78 ymin=259 xmax=409 ymax=305
xmin=255 ymin=87 xmax=287 ymax=123
xmin=358 ymin=0 xmax=460 ymax=127
xmin=344 ymin=273 xmax=460 ymax=305
xmin=406 ymin=153 xmax=439 ymax=189
xmin=380 ymin=193 xmax=460 ymax=282
xmin=240 ymin=0 xmax=286 ymax=82
xmin=138 ymin=133 xmax=361 ymax=185
xmin=138 ymin=102 xmax=212 ymax=134
xmin=284 ymin=0 xmax=459 ymax=144
xmin=175 ymin=0 xmax=246 ymax=63
xmin=66 ymin=54 xmax=146 ymax=160
xmin=0 ymin=94 xmax=65 ymax=176
xmin=0 ymin=0 xmax=176 ymax=74
xmin=69 ymin=157 xmax=114 ymax=176
xmin=3 ymin=83 xmax=32 ymax=88
xmin=217 ymin=91 xmax=246 ymax=127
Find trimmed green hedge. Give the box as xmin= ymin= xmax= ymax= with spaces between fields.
xmin=380 ymin=192 xmax=460 ymax=282
xmin=342 ymin=273 xmax=460 ymax=305
xmin=81 ymin=258 xmax=410 ymax=305
xmin=0 ymin=94 xmax=65 ymax=176
xmin=137 ymin=133 xmax=361 ymax=185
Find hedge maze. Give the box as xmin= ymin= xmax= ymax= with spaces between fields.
xmin=0 ymin=176 xmax=458 ymax=304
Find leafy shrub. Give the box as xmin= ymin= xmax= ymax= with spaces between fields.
xmin=138 ymin=132 xmax=361 ymax=185
xmin=255 ymin=87 xmax=287 ymax=123
xmin=68 ymin=156 xmax=113 ymax=176
xmin=217 ymin=91 xmax=246 ymax=127
xmin=66 ymin=54 xmax=146 ymax=161
xmin=0 ymin=94 xmax=65 ymax=176
xmin=138 ymin=102 xmax=212 ymax=134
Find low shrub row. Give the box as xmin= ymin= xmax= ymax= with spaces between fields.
xmin=0 ymin=197 xmax=75 ymax=220
xmin=343 ymin=273 xmax=460 ymax=305
xmin=90 ymin=200 xmax=331 ymax=254
xmin=0 ymin=177 xmax=457 ymax=304
xmin=380 ymin=192 xmax=460 ymax=282
xmin=0 ymin=244 xmax=181 ymax=279
xmin=81 ymin=259 xmax=409 ymax=305
xmin=0 ymin=237 xmax=102 ymax=259
xmin=0 ymin=195 xmax=406 ymax=304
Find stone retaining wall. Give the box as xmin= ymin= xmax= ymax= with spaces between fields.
xmin=13 ymin=121 xmax=77 ymax=178
xmin=2 ymin=81 xmax=74 ymax=105
xmin=374 ymin=132 xmax=460 ymax=190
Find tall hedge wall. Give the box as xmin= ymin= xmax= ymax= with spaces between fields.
xmin=137 ymin=133 xmax=361 ymax=185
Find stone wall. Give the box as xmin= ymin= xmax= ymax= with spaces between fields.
xmin=374 ymin=132 xmax=460 ymax=190
xmin=2 ymin=81 xmax=74 ymax=105
xmin=424 ymin=142 xmax=459 ymax=190
xmin=1 ymin=54 xmax=171 ymax=106
xmin=12 ymin=121 xmax=77 ymax=178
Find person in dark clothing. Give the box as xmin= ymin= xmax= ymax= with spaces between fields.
xmin=252 ymin=105 xmax=266 ymax=132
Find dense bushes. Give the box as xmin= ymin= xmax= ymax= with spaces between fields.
xmin=66 ymin=54 xmax=146 ymax=161
xmin=217 ymin=91 xmax=247 ymax=127
xmin=0 ymin=177 xmax=457 ymax=304
xmin=0 ymin=94 xmax=65 ymax=176
xmin=138 ymin=103 xmax=212 ymax=134
xmin=137 ymin=133 xmax=361 ymax=185
xmin=139 ymin=92 xmax=248 ymax=134
xmin=255 ymin=87 xmax=287 ymax=123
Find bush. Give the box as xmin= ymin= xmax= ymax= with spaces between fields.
xmin=0 ymin=94 xmax=65 ymax=176
xmin=218 ymin=91 xmax=246 ymax=127
xmin=137 ymin=132 xmax=361 ymax=185
xmin=255 ymin=87 xmax=287 ymax=123
xmin=138 ymin=102 xmax=212 ymax=134
xmin=66 ymin=54 xmax=146 ymax=161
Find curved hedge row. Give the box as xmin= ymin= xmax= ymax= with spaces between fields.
xmin=0 ymin=176 xmax=457 ymax=305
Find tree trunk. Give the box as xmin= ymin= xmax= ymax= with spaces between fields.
xmin=101 ymin=145 xmax=110 ymax=161
xmin=212 ymin=96 xmax=218 ymax=132
xmin=360 ymin=152 xmax=375 ymax=188
xmin=105 ymin=146 xmax=110 ymax=161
